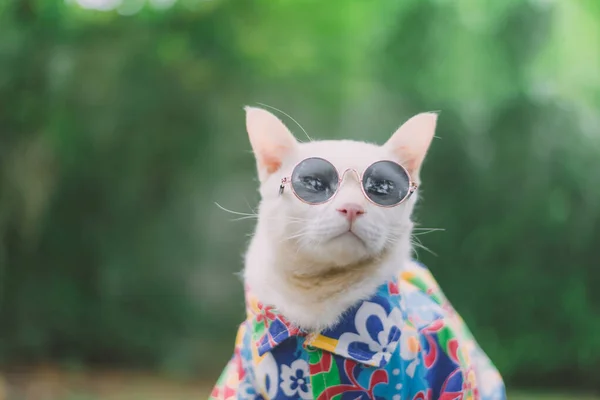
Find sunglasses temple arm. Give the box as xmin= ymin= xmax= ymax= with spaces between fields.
xmin=279 ymin=177 xmax=290 ymax=196
xmin=407 ymin=182 xmax=419 ymax=200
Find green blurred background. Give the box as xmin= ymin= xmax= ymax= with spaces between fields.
xmin=1 ymin=0 xmax=599 ymax=398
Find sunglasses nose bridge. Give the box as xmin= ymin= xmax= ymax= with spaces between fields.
xmin=339 ymin=168 xmax=361 ymax=184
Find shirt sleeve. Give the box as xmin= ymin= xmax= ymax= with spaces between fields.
xmin=209 ymin=322 xmax=264 ymax=400
xmin=403 ymin=262 xmax=507 ymax=400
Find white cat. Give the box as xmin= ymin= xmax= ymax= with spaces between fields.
xmin=244 ymin=106 xmax=435 ymax=331
xmin=208 ymin=106 xmax=506 ymax=400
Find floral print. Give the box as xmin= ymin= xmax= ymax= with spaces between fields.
xmin=209 ymin=260 xmax=506 ymax=400
xmin=336 ymin=302 xmax=403 ymax=367
xmin=280 ymin=360 xmax=312 ymax=399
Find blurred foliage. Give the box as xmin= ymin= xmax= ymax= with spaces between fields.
xmin=0 ymin=0 xmax=599 ymax=392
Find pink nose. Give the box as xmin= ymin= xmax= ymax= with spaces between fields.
xmin=336 ymin=203 xmax=365 ymax=222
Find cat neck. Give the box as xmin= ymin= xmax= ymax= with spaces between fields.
xmin=243 ymin=223 xmax=412 ymax=332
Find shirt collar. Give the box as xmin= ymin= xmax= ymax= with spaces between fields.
xmin=245 ymin=286 xmax=308 ymax=357
xmin=245 ymin=272 xmax=420 ymax=368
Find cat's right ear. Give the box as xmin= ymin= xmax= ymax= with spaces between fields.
xmin=245 ymin=106 xmax=298 ymax=182
xmin=384 ymin=112 xmax=438 ymax=181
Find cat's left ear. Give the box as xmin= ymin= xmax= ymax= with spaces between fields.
xmin=384 ymin=112 xmax=439 ymax=180
xmin=245 ymin=106 xmax=298 ymax=182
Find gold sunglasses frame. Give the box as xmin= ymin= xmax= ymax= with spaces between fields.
xmin=278 ymin=157 xmax=418 ymax=208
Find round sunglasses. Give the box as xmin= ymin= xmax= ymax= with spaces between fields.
xmin=278 ymin=157 xmax=418 ymax=207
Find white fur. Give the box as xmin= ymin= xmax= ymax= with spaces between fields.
xmin=243 ymin=107 xmax=437 ymax=332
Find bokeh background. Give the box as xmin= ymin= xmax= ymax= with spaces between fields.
xmin=1 ymin=0 xmax=599 ymax=399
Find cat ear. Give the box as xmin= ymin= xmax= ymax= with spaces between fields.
xmin=384 ymin=112 xmax=439 ymax=180
xmin=245 ymin=106 xmax=298 ymax=182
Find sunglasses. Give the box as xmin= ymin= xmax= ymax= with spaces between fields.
xmin=279 ymin=157 xmax=418 ymax=207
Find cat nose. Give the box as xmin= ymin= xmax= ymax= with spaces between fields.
xmin=336 ymin=203 xmax=365 ymax=222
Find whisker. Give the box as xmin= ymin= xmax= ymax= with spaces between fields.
xmin=243 ymin=197 xmax=259 ymax=214
xmin=410 ymin=238 xmax=438 ymax=257
xmin=281 ymin=228 xmax=312 ymax=242
xmin=230 ymin=215 xmax=259 ymax=221
xmin=215 ymin=201 xmax=311 ymax=222
xmin=412 ymin=228 xmax=445 ymax=236
xmin=214 ymin=202 xmax=257 ymax=217
xmin=256 ymin=102 xmax=313 ymax=142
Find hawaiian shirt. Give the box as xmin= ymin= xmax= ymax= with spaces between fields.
xmin=209 ymin=260 xmax=506 ymax=400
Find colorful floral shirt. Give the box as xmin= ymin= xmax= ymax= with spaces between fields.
xmin=209 ymin=260 xmax=506 ymax=400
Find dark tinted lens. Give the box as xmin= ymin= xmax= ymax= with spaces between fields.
xmin=362 ymin=161 xmax=410 ymax=206
xmin=291 ymin=158 xmax=339 ymax=204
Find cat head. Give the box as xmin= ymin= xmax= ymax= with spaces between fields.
xmin=245 ymin=107 xmax=437 ymax=267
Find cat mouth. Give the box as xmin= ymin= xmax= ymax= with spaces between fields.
xmin=332 ymin=230 xmax=364 ymax=244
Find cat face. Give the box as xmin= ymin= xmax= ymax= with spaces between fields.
xmin=246 ymin=107 xmax=437 ymax=267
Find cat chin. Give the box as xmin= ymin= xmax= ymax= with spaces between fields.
xmin=328 ymin=230 xmax=366 ymax=245
xmin=298 ymin=236 xmax=375 ymax=267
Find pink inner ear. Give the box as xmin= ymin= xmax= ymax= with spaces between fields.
xmin=263 ymin=154 xmax=282 ymax=174
xmin=260 ymin=144 xmax=291 ymax=174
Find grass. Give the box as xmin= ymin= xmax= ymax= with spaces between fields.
xmin=510 ymin=394 xmax=599 ymax=400
xmin=1 ymin=367 xmax=598 ymax=400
